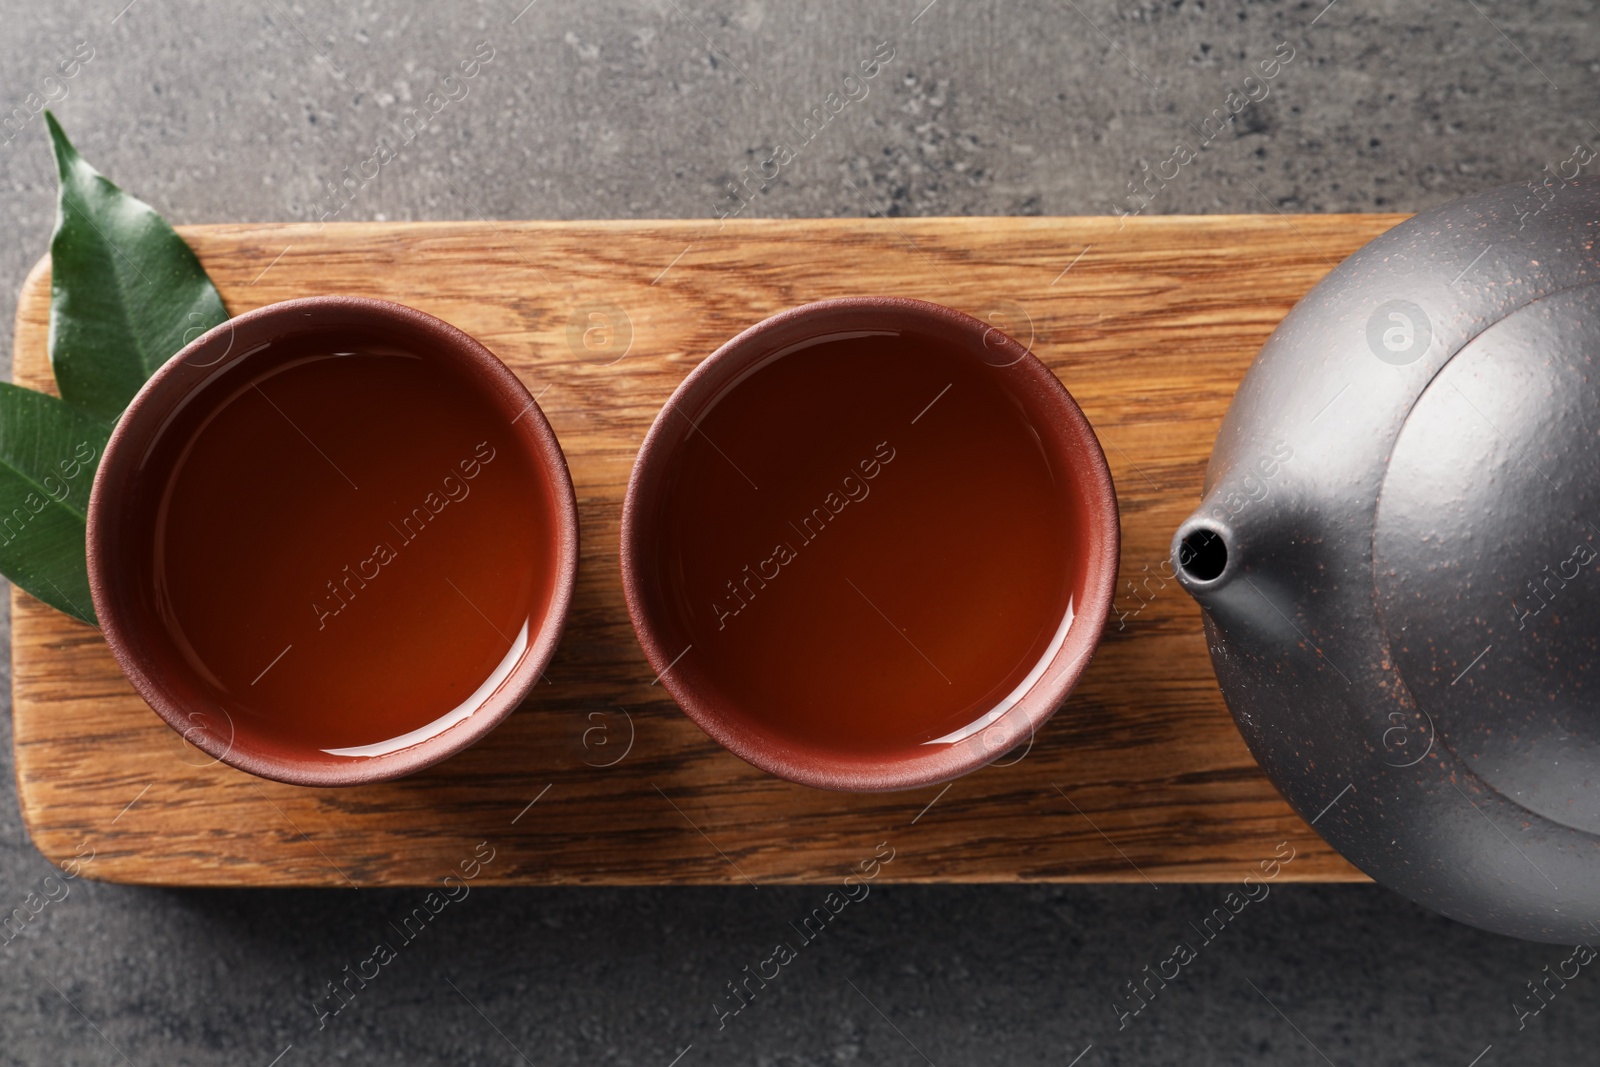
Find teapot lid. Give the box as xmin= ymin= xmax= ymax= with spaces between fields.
xmin=1378 ymin=285 xmax=1600 ymax=839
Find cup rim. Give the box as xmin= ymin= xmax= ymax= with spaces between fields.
xmin=86 ymin=295 xmax=580 ymax=787
xmin=620 ymin=296 xmax=1120 ymax=792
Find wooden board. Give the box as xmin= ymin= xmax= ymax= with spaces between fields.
xmin=10 ymin=215 xmax=1405 ymax=887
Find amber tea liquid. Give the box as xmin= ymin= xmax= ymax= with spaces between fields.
xmin=652 ymin=330 xmax=1084 ymax=756
xmin=145 ymin=334 xmax=560 ymax=760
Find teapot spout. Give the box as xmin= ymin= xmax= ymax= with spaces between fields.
xmin=1172 ymin=516 xmax=1233 ymax=591
xmin=1171 ymin=470 xmax=1310 ymax=637
xmin=1171 ymin=428 xmax=1319 ymax=629
xmin=1171 ymin=501 xmax=1258 ymax=625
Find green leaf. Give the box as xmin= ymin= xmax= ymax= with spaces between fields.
xmin=0 ymin=113 xmax=228 ymax=623
xmin=0 ymin=383 xmax=111 ymax=624
xmin=44 ymin=110 xmax=227 ymax=424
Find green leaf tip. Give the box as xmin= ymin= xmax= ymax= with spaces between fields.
xmin=43 ymin=109 xmax=80 ymax=182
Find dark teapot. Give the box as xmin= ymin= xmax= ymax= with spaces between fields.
xmin=1173 ymin=177 xmax=1600 ymax=942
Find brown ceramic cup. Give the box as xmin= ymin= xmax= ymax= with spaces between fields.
xmin=621 ymin=296 xmax=1119 ymax=791
xmin=87 ymin=296 xmax=579 ymax=786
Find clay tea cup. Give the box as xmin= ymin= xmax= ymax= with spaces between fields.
xmin=88 ymin=296 xmax=579 ymax=786
xmin=621 ymin=296 xmax=1119 ymax=791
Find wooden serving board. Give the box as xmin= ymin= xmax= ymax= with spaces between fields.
xmin=11 ymin=215 xmax=1405 ymax=887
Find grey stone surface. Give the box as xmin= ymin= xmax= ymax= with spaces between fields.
xmin=1 ymin=0 xmax=1598 ymax=1063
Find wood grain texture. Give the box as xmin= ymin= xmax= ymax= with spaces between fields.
xmin=10 ymin=215 xmax=1405 ymax=886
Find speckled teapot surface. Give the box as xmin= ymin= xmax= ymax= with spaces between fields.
xmin=1173 ymin=178 xmax=1600 ymax=942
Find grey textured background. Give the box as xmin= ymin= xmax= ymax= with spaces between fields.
xmin=2 ymin=0 xmax=1599 ymax=1064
